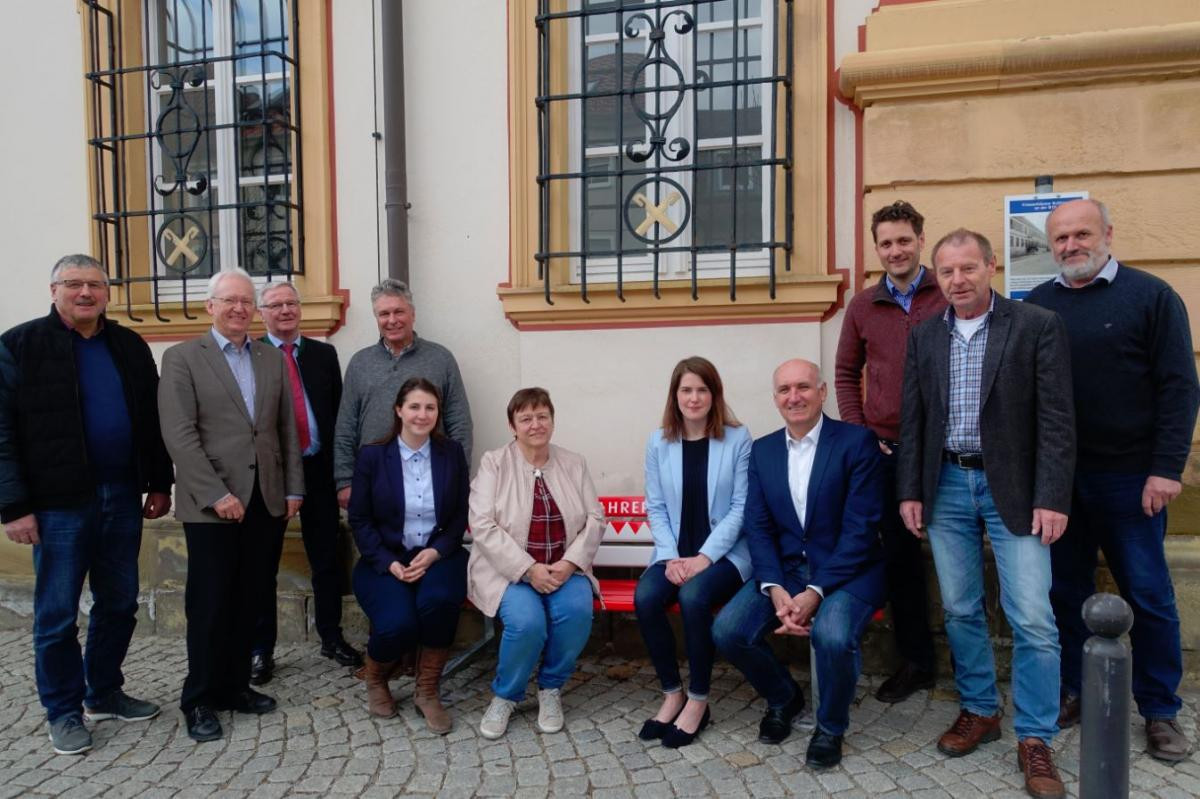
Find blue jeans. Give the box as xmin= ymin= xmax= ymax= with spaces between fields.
xmin=352 ymin=549 xmax=467 ymax=661
xmin=32 ymin=480 xmax=143 ymax=722
xmin=634 ymin=558 xmax=744 ymax=699
xmin=926 ymin=462 xmax=1060 ymax=742
xmin=1051 ymin=471 xmax=1181 ymax=719
xmin=492 ymin=574 xmax=593 ymax=702
xmin=713 ymin=570 xmax=876 ymax=736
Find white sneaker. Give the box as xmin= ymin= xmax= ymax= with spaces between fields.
xmin=537 ymin=688 xmax=564 ymax=733
xmin=479 ymin=696 xmax=516 ymax=740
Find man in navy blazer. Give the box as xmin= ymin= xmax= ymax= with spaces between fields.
xmin=714 ymin=359 xmax=885 ymax=769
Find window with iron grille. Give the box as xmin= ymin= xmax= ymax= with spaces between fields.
xmin=83 ymin=0 xmax=302 ymax=320
xmin=536 ymin=0 xmax=791 ymax=304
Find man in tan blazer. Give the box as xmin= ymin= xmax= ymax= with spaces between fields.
xmin=158 ymin=268 xmax=304 ymax=743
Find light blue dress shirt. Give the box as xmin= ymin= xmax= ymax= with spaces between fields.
xmin=210 ymin=327 xmax=255 ymax=418
xmin=884 ymin=266 xmax=924 ymax=313
xmin=399 ymin=438 xmax=437 ymax=550
xmin=266 ymin=332 xmax=321 ymax=457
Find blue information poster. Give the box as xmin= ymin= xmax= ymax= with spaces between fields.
xmin=1004 ymin=191 xmax=1088 ymax=299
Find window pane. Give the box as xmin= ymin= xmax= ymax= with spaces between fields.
xmin=160 ymin=186 xmax=220 ymax=279
xmin=696 ymin=27 xmax=762 ymax=139
xmin=584 ymin=155 xmax=646 ymax=255
xmin=240 ymin=184 xmax=293 ymax=274
xmin=584 ymin=43 xmax=646 ymax=149
xmin=156 ymin=0 xmax=215 ymax=79
xmin=157 ymin=88 xmax=217 ymax=185
xmin=693 ymin=146 xmax=762 ymax=247
xmin=234 ymin=0 xmax=290 ymax=76
xmin=236 ymin=81 xmax=292 ymax=176
xmin=697 ymin=0 xmax=762 ymax=24
xmin=583 ymin=0 xmax=619 ymax=36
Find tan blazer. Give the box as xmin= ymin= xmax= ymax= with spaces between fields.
xmin=467 ymin=441 xmax=605 ymax=617
xmin=158 ymin=331 xmax=304 ymax=522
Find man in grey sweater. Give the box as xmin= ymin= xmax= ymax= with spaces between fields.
xmin=333 ymin=279 xmax=473 ymax=508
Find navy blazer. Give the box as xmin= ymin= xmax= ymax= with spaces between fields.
xmin=744 ymin=415 xmax=886 ymax=608
xmin=348 ymin=436 xmax=470 ymax=574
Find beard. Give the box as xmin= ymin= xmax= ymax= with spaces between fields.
xmin=1056 ymin=249 xmax=1107 ymax=283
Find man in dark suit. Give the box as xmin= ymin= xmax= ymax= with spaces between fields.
xmin=158 ymin=268 xmax=304 ymax=743
xmin=252 ymin=282 xmax=362 ymax=685
xmin=713 ymin=358 xmax=886 ymax=769
xmin=898 ymin=229 xmax=1074 ymax=799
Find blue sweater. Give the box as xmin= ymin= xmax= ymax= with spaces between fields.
xmin=1026 ymin=265 xmax=1199 ymax=479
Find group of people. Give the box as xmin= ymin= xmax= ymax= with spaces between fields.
xmin=0 ymin=197 xmax=1195 ymax=799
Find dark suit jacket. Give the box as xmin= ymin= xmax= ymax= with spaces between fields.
xmin=897 ymin=293 xmax=1076 ymax=535
xmin=159 ymin=331 xmax=305 ymax=522
xmin=348 ymin=436 xmax=469 ymax=574
xmin=745 ymin=416 xmax=886 ymax=608
xmin=263 ymin=335 xmax=342 ymax=474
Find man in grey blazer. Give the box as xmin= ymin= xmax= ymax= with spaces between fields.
xmin=897 ymin=229 xmax=1074 ymax=799
xmin=158 ymin=268 xmax=304 ymax=743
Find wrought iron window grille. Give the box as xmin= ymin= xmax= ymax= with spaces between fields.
xmin=535 ymin=0 xmax=793 ymax=305
xmin=83 ymin=0 xmax=303 ymax=322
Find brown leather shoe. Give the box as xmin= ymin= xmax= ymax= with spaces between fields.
xmin=1145 ymin=718 xmax=1190 ymax=762
xmin=937 ymin=709 xmax=1002 ymax=757
xmin=363 ymin=655 xmax=397 ymax=718
xmin=1017 ymin=738 xmax=1065 ymax=799
xmin=413 ymin=647 xmax=453 ymax=734
xmin=1056 ymin=692 xmax=1080 ymax=729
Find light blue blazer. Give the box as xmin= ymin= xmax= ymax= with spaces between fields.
xmin=643 ymin=424 xmax=753 ymax=581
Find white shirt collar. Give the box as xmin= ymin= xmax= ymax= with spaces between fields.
xmin=785 ymin=414 xmax=824 ymax=450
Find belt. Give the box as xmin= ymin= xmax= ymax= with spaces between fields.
xmin=943 ymin=450 xmax=984 ymax=469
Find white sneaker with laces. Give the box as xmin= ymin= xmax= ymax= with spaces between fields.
xmin=479 ymin=696 xmax=516 ymax=740
xmin=537 ymin=688 xmax=564 ymax=734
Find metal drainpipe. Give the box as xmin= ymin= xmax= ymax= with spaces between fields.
xmin=381 ymin=0 xmax=410 ymax=283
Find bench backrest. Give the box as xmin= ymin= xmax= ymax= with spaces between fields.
xmin=594 ymin=495 xmax=654 ymax=568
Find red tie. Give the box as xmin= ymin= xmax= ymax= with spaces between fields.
xmin=282 ymin=342 xmax=311 ymax=451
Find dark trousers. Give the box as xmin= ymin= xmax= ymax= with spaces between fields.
xmin=879 ymin=450 xmax=936 ymax=672
xmin=253 ymin=454 xmax=345 ymax=654
xmin=181 ymin=481 xmax=279 ymax=712
xmin=1051 ymin=471 xmax=1182 ymax=720
xmin=634 ymin=559 xmax=744 ymax=699
xmin=351 ymin=548 xmax=468 ymax=662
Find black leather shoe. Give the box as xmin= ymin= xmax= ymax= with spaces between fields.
xmin=1057 ymin=691 xmax=1080 ymax=729
xmin=185 ymin=705 xmax=222 ymax=742
xmin=320 ymin=638 xmax=364 ymax=668
xmin=874 ymin=662 xmax=935 ymax=704
xmin=805 ymin=729 xmax=844 ymax=769
xmin=249 ymin=652 xmax=274 ymax=686
xmin=662 ymin=707 xmax=711 ymax=749
xmin=758 ymin=686 xmax=806 ymax=744
xmin=219 ymin=688 xmax=277 ymax=715
xmin=639 ymin=717 xmax=676 ymax=741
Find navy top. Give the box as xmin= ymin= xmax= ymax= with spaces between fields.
xmin=677 ymin=438 xmax=710 ymax=559
xmin=73 ymin=329 xmax=134 ymax=480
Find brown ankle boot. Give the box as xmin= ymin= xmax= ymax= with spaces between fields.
xmin=413 ymin=647 xmax=453 ymax=734
xmin=363 ymin=655 xmax=397 ymax=718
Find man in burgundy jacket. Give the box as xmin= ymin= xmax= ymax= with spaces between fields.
xmin=833 ymin=201 xmax=947 ymax=703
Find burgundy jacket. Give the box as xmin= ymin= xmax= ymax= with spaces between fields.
xmin=834 ymin=271 xmax=946 ymax=442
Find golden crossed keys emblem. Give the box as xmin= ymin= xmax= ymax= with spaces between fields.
xmin=632 ymin=191 xmax=682 ymax=236
xmin=162 ymin=225 xmax=201 ymax=267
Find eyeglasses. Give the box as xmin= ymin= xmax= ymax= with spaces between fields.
xmin=211 ymin=296 xmax=256 ymax=308
xmin=55 ymin=280 xmax=108 ymax=291
xmin=261 ymin=300 xmax=300 ymax=311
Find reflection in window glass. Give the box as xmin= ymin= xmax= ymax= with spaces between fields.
xmin=240 ymin=184 xmax=293 ymax=273
xmin=237 ymin=81 xmax=292 ymax=176
xmin=234 ymin=0 xmax=290 ymax=75
xmin=697 ymin=0 xmax=762 ymax=25
xmin=584 ymin=156 xmax=646 ymax=256
xmin=694 ymin=147 xmax=762 ymax=248
xmin=697 ymin=27 xmax=762 ymax=139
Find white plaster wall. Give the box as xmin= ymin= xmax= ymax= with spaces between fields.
xmin=0 ymin=4 xmax=92 ymax=331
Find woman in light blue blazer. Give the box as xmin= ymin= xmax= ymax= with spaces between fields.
xmin=635 ymin=356 xmax=752 ymax=748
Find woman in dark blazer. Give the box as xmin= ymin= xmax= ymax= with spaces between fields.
xmin=349 ymin=377 xmax=469 ymax=733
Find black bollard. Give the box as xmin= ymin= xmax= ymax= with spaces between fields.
xmin=1079 ymin=592 xmax=1134 ymax=799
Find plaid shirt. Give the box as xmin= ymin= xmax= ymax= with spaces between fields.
xmin=943 ymin=294 xmax=994 ymax=454
xmin=526 ymin=474 xmax=567 ymax=564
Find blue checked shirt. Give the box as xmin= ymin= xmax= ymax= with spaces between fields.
xmin=943 ymin=294 xmax=995 ymax=454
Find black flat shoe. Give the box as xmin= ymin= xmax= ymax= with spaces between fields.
xmin=805 ymin=728 xmax=844 ymax=769
xmin=758 ymin=686 xmax=806 ymax=744
xmin=874 ymin=662 xmax=935 ymax=704
xmin=249 ymin=652 xmax=274 ymax=686
xmin=662 ymin=707 xmax=711 ymax=749
xmin=218 ymin=688 xmax=277 ymax=715
xmin=321 ymin=638 xmax=364 ymax=668
xmin=185 ymin=705 xmax=222 ymax=742
xmin=638 ymin=704 xmax=684 ymax=741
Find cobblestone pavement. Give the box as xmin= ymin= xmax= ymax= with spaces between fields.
xmin=0 ymin=631 xmax=1196 ymax=798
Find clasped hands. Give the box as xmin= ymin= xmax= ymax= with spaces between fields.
xmin=664 ymin=553 xmax=711 ymax=586
xmin=525 ymin=560 xmax=578 ymax=594
xmin=388 ymin=547 xmax=441 ymax=583
xmin=770 ymin=585 xmax=821 ymax=637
